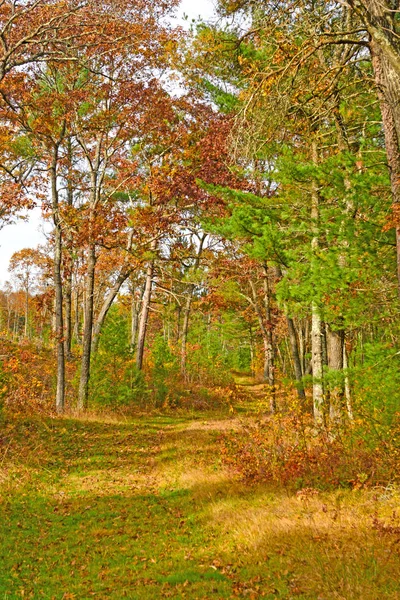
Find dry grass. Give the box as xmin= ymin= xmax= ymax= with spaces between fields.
xmin=1 ymin=411 xmax=400 ymax=598
xmin=156 ymin=418 xmax=400 ymax=599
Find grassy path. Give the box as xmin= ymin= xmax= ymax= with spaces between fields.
xmin=1 ymin=412 xmax=400 ymax=599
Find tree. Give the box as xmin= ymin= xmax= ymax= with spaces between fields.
xmin=8 ymin=248 xmax=45 ymax=338
xmin=188 ymin=2 xmax=395 ymax=422
xmin=2 ymin=0 xmax=181 ymax=411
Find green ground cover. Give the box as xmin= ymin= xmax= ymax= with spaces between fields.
xmin=1 ymin=410 xmax=400 ymax=599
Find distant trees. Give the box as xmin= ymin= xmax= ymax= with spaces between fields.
xmin=1 ymin=0 xmax=400 ymax=431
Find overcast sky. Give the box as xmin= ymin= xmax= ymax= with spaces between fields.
xmin=179 ymin=0 xmax=216 ymax=23
xmin=0 ymin=0 xmax=217 ymax=286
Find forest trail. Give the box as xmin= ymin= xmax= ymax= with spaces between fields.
xmin=232 ymin=374 xmax=271 ymax=411
xmin=1 ymin=412 xmax=400 ymax=599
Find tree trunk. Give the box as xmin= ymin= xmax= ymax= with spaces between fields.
xmin=249 ymin=276 xmax=276 ymax=413
xmin=286 ymin=316 xmax=306 ymax=399
xmin=24 ymin=284 xmax=29 ymax=338
xmin=64 ymin=140 xmax=74 ymax=359
xmin=77 ymin=136 xmax=103 ymax=409
xmin=249 ymin=324 xmax=255 ymax=375
xmin=64 ymin=270 xmax=73 ymax=359
xmin=262 ymin=265 xmax=276 ymax=412
xmin=73 ymin=284 xmax=81 ymax=344
xmin=136 ymin=259 xmax=155 ymax=371
xmin=367 ymin=4 xmax=400 ymax=297
xmin=181 ymin=294 xmax=192 ymax=377
xmin=311 ymin=141 xmax=324 ymax=425
xmin=343 ymin=343 xmax=354 ymax=420
xmin=274 ymin=265 xmax=305 ymax=399
xmin=78 ymin=244 xmax=96 ymax=410
xmin=327 ymin=326 xmax=344 ymax=423
xmin=131 ymin=295 xmax=140 ymax=349
xmin=311 ymin=305 xmax=324 ymax=425
xmin=92 ymin=268 xmax=133 ymax=355
xmin=50 ymin=146 xmax=65 ymax=414
xmin=180 ymin=233 xmax=207 ymax=377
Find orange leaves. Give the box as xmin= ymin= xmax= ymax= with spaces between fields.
xmin=221 ymin=409 xmax=400 ymax=491
xmin=0 ymin=339 xmax=55 ymax=414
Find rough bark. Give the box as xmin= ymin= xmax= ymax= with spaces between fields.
xmin=249 ymin=276 xmax=276 ymax=412
xmin=262 ymin=265 xmax=276 ymax=412
xmin=77 ymin=136 xmax=103 ymax=410
xmin=136 ymin=257 xmax=155 ymax=371
xmin=180 ymin=294 xmax=192 ymax=377
xmin=311 ymin=141 xmax=324 ymax=425
xmin=131 ymin=294 xmax=140 ymax=349
xmin=371 ymin=41 xmax=400 ymax=297
xmin=92 ymin=267 xmax=134 ymax=356
xmin=351 ymin=0 xmax=400 ymax=77
xmin=274 ymin=265 xmax=305 ymax=399
xmin=73 ymin=284 xmax=81 ymax=344
xmin=286 ymin=316 xmax=306 ymax=399
xmin=180 ymin=234 xmax=207 ymax=377
xmin=343 ymin=343 xmax=354 ymax=420
xmin=327 ymin=326 xmax=345 ymax=423
xmin=50 ymin=143 xmax=65 ymax=414
xmin=78 ymin=244 xmax=96 ymax=410
xmin=24 ymin=282 xmax=29 ymax=339
xmin=64 ymin=139 xmax=74 ymax=359
xmin=64 ymin=271 xmax=73 ymax=358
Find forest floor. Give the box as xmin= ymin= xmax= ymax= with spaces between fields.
xmin=1 ymin=398 xmax=400 ymax=599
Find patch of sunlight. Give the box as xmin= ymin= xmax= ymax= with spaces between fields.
xmin=178 ymin=468 xmax=235 ymax=497
xmin=204 ymin=487 xmax=400 ymax=554
xmin=64 ymin=468 xmax=161 ymax=496
xmin=185 ymin=418 xmax=241 ymax=432
xmin=58 ymin=411 xmax=133 ymax=425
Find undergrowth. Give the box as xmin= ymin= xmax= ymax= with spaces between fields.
xmin=220 ymin=404 xmax=400 ymax=491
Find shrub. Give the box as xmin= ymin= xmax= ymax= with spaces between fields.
xmin=90 ymin=307 xmax=148 ymax=408
xmin=220 ymin=406 xmax=400 ymax=491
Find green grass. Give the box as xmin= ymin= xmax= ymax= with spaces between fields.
xmin=1 ymin=412 xmax=400 ymax=598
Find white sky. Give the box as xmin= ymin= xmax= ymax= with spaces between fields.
xmin=179 ymin=0 xmax=216 ymax=23
xmin=0 ymin=0 xmax=217 ymax=287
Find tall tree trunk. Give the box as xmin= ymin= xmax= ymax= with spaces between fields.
xmin=73 ymin=283 xmax=81 ymax=344
xmin=78 ymin=244 xmax=96 ymax=410
xmin=131 ymin=294 xmax=140 ymax=349
xmin=92 ymin=268 xmax=133 ymax=356
xmin=24 ymin=283 xmax=29 ymax=338
xmin=327 ymin=326 xmax=345 ymax=423
xmin=286 ymin=316 xmax=306 ymax=399
xmin=77 ymin=136 xmax=103 ymax=410
xmin=343 ymin=343 xmax=354 ymax=420
xmin=311 ymin=141 xmax=324 ymax=425
xmin=274 ymin=265 xmax=305 ymax=399
xmin=366 ymin=4 xmax=400 ymax=297
xmin=180 ymin=234 xmax=207 ymax=377
xmin=262 ymin=265 xmax=276 ymax=412
xmin=64 ymin=138 xmax=74 ymax=359
xmin=176 ymin=305 xmax=181 ymax=343
xmin=64 ymin=270 xmax=73 ymax=359
xmin=249 ymin=324 xmax=255 ymax=375
xmin=136 ymin=258 xmax=155 ymax=371
xmin=180 ymin=294 xmax=192 ymax=378
xmin=6 ymin=299 xmax=11 ymax=333
xmin=50 ymin=144 xmax=65 ymax=414
xmin=311 ymin=306 xmax=324 ymax=425
xmin=249 ymin=277 xmax=276 ymax=413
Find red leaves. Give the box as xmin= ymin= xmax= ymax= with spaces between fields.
xmin=220 ymin=410 xmax=400 ymax=491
